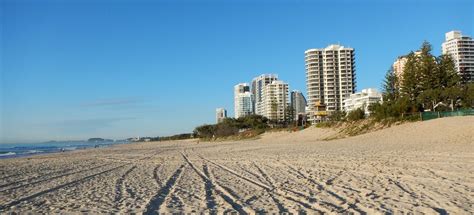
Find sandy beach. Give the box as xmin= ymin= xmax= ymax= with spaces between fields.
xmin=1 ymin=117 xmax=473 ymax=214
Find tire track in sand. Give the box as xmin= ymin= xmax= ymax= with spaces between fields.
xmin=198 ymin=155 xmax=324 ymax=213
xmin=284 ymin=163 xmax=369 ymax=214
xmin=0 ymin=164 xmax=128 ymax=211
xmin=181 ymin=152 xmax=253 ymax=214
xmin=251 ymin=162 xmax=291 ymax=213
xmin=114 ymin=165 xmax=137 ymax=210
xmin=143 ymin=164 xmax=186 ymax=214
xmin=0 ymin=163 xmax=114 ymax=193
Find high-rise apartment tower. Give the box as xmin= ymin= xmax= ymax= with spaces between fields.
xmin=442 ymin=30 xmax=474 ymax=82
xmin=262 ymin=80 xmax=289 ymax=122
xmin=305 ymin=44 xmax=356 ymax=122
xmin=234 ymin=83 xmax=253 ymax=118
xmin=251 ymin=74 xmax=278 ymax=116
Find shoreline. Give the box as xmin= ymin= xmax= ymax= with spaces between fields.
xmin=1 ymin=116 xmax=472 ymax=213
xmin=0 ymin=141 xmax=131 ymax=160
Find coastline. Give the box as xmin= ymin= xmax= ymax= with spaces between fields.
xmin=0 ymin=141 xmax=130 ymax=160
xmin=1 ymin=116 xmax=473 ymax=213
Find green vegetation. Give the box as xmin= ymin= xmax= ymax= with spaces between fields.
xmin=138 ymin=133 xmax=194 ymax=142
xmin=195 ymin=41 xmax=474 ymax=141
xmin=319 ymin=41 xmax=473 ymax=139
xmin=193 ymin=113 xmax=307 ymax=140
xmin=193 ymin=115 xmax=270 ymax=140
xmin=370 ymin=41 xmax=473 ymax=121
xmin=158 ymin=133 xmax=194 ymax=141
xmin=316 ymin=108 xmax=364 ymax=128
xmin=346 ymin=108 xmax=365 ymax=121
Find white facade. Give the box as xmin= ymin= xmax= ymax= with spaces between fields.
xmin=215 ymin=108 xmax=227 ymax=123
xmin=234 ymin=92 xmax=253 ymax=119
xmin=262 ymin=80 xmax=289 ymax=122
xmin=343 ymin=88 xmax=382 ymax=115
xmin=252 ymin=74 xmax=278 ymax=116
xmin=305 ymin=44 xmax=356 ymax=122
xmin=442 ymin=30 xmax=474 ymax=82
xmin=234 ymin=83 xmax=252 ymax=118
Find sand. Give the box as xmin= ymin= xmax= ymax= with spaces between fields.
xmin=0 ymin=116 xmax=473 ymax=214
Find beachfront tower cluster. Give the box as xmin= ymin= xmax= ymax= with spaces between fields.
xmin=305 ymin=44 xmax=356 ymax=123
xmin=233 ymin=74 xmax=297 ymax=123
xmin=442 ymin=31 xmax=474 ymax=82
xmin=225 ymin=30 xmax=469 ymax=124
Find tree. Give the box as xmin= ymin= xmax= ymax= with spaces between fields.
xmin=399 ymin=42 xmax=460 ymax=112
xmin=346 ymin=108 xmax=365 ymax=121
xmin=462 ymin=83 xmax=474 ymax=108
xmin=436 ymin=54 xmax=459 ymax=89
xmin=237 ymin=114 xmax=269 ymax=129
xmin=382 ymin=67 xmax=399 ymax=102
xmin=270 ymin=101 xmax=278 ymax=122
xmin=328 ymin=110 xmax=346 ymax=121
xmin=373 ymin=41 xmax=464 ymax=118
xmin=418 ymin=41 xmax=438 ymax=91
xmin=285 ymin=104 xmax=295 ymax=125
xmin=215 ymin=123 xmax=238 ymax=137
xmin=193 ymin=124 xmax=216 ymax=138
xmin=400 ymin=52 xmax=421 ymax=111
xmin=417 ymin=53 xmax=461 ymax=110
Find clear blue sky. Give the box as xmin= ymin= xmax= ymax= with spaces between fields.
xmin=1 ymin=0 xmax=472 ymax=143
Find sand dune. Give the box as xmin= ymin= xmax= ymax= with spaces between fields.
xmin=1 ymin=117 xmax=473 ymax=213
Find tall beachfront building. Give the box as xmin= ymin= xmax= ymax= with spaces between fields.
xmin=442 ymin=30 xmax=474 ymax=82
xmin=234 ymin=83 xmax=253 ymax=118
xmin=305 ymin=44 xmax=356 ymax=123
xmin=251 ymin=74 xmax=278 ymax=115
xmin=262 ymin=80 xmax=289 ymax=122
xmin=215 ymin=108 xmax=227 ymax=123
xmin=290 ymin=90 xmax=307 ymax=116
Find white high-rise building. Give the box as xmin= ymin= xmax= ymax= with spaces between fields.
xmin=262 ymin=80 xmax=289 ymax=122
xmin=442 ymin=30 xmax=474 ymax=82
xmin=305 ymin=44 xmax=356 ymax=122
xmin=251 ymin=74 xmax=278 ymax=116
xmin=235 ymin=92 xmax=253 ymax=119
xmin=215 ymin=108 xmax=227 ymax=123
xmin=234 ymin=83 xmax=253 ymax=118
xmin=343 ymin=88 xmax=382 ymax=115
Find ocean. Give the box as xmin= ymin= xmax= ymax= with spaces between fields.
xmin=0 ymin=141 xmax=130 ymax=159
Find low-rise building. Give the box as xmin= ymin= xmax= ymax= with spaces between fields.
xmin=343 ymin=88 xmax=382 ymax=115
